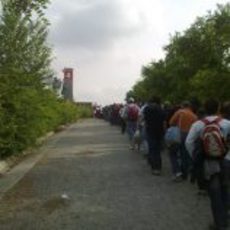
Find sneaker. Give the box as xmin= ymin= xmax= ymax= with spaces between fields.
xmin=197 ymin=189 xmax=208 ymax=196
xmin=175 ymin=172 xmax=182 ymax=177
xmin=208 ymin=224 xmax=217 ymax=230
xmin=152 ymin=169 xmax=161 ymax=176
xmin=208 ymin=223 xmax=228 ymax=230
xmin=129 ymin=145 xmax=134 ymax=150
xmin=173 ymin=176 xmax=183 ymax=182
xmin=172 ymin=172 xmax=183 ymax=182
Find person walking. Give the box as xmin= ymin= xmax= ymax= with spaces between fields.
xmin=169 ymin=101 xmax=197 ymax=179
xmin=186 ymin=99 xmax=230 ymax=230
xmin=143 ymin=96 xmax=165 ymax=175
xmin=165 ymin=105 xmax=183 ymax=181
xmin=119 ymin=105 xmax=126 ymax=134
xmin=123 ymin=98 xmax=140 ymax=150
xmin=138 ymin=102 xmax=148 ymax=155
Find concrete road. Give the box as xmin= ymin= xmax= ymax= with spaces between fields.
xmin=0 ymin=119 xmax=211 ymax=230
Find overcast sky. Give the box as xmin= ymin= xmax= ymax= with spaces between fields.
xmin=47 ymin=0 xmax=228 ymax=105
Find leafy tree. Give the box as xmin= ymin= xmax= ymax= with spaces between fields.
xmin=0 ymin=1 xmax=91 ymax=158
xmin=129 ymin=3 xmax=230 ymax=104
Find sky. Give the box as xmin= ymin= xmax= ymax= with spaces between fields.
xmin=47 ymin=0 xmax=229 ymax=105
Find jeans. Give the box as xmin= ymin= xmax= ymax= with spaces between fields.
xmin=208 ymin=160 xmax=230 ymax=230
xmin=120 ymin=119 xmax=126 ymax=134
xmin=146 ymin=134 xmax=162 ymax=170
xmin=140 ymin=126 xmax=148 ymax=153
xmin=126 ymin=121 xmax=137 ymax=141
xmin=169 ymin=143 xmax=181 ymax=175
xmin=180 ymin=132 xmax=192 ymax=179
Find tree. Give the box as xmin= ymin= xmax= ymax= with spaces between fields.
xmin=0 ymin=0 xmax=54 ymax=156
xmin=129 ymin=3 xmax=230 ymax=103
xmin=0 ymin=0 xmax=52 ymax=87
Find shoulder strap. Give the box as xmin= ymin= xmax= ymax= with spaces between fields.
xmin=202 ymin=117 xmax=222 ymax=126
xmin=213 ymin=117 xmax=222 ymax=124
xmin=201 ymin=118 xmax=210 ymax=126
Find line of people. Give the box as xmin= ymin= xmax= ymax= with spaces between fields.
xmin=114 ymin=97 xmax=230 ymax=230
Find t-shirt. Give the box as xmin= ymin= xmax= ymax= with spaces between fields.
xmin=169 ymin=108 xmax=197 ymax=133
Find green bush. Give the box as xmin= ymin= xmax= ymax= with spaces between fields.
xmin=0 ymin=0 xmax=93 ymax=159
xmin=76 ymin=105 xmax=93 ymax=119
xmin=0 ymin=88 xmax=92 ymax=159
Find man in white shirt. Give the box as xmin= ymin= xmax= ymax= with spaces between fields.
xmin=186 ymin=99 xmax=230 ymax=230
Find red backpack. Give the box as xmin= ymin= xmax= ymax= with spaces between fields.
xmin=201 ymin=117 xmax=226 ymax=158
xmin=127 ymin=104 xmax=139 ymax=121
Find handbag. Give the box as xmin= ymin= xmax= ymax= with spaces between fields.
xmin=164 ymin=126 xmax=181 ymax=147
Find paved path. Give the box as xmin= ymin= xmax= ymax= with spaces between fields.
xmin=0 ymin=119 xmax=211 ymax=230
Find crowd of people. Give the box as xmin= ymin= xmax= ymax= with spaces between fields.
xmin=101 ymin=97 xmax=230 ymax=230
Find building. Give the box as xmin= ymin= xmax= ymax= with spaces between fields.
xmin=61 ymin=68 xmax=74 ymax=101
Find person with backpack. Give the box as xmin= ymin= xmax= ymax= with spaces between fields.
xmin=123 ymin=98 xmax=140 ymax=150
xmin=220 ymin=101 xmax=230 ymax=219
xmin=186 ymin=99 xmax=230 ymax=230
xmin=143 ymin=96 xmax=165 ymax=175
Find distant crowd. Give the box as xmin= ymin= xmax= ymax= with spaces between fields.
xmin=97 ymin=97 xmax=230 ymax=230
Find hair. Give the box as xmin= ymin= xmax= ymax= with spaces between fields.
xmin=127 ymin=97 xmax=134 ymax=104
xmin=181 ymin=101 xmax=191 ymax=108
xmin=149 ymin=96 xmax=161 ymax=105
xmin=204 ymin=98 xmax=219 ymax=115
xmin=220 ymin=101 xmax=230 ymax=119
xmin=163 ymin=101 xmax=171 ymax=109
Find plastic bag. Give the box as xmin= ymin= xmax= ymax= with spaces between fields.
xmin=164 ymin=126 xmax=181 ymax=147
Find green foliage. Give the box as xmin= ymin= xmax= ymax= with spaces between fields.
xmin=76 ymin=105 xmax=93 ymax=119
xmin=191 ymin=69 xmax=230 ymax=101
xmin=130 ymin=3 xmax=230 ymax=104
xmin=0 ymin=86 xmax=91 ymax=158
xmin=0 ymin=1 xmax=91 ymax=158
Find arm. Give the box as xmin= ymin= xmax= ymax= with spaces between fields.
xmin=121 ymin=106 xmax=128 ymax=120
xmin=169 ymin=110 xmax=179 ymax=126
xmin=185 ymin=121 xmax=202 ymax=158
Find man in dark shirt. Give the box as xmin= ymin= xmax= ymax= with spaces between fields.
xmin=143 ymin=96 xmax=165 ymax=175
